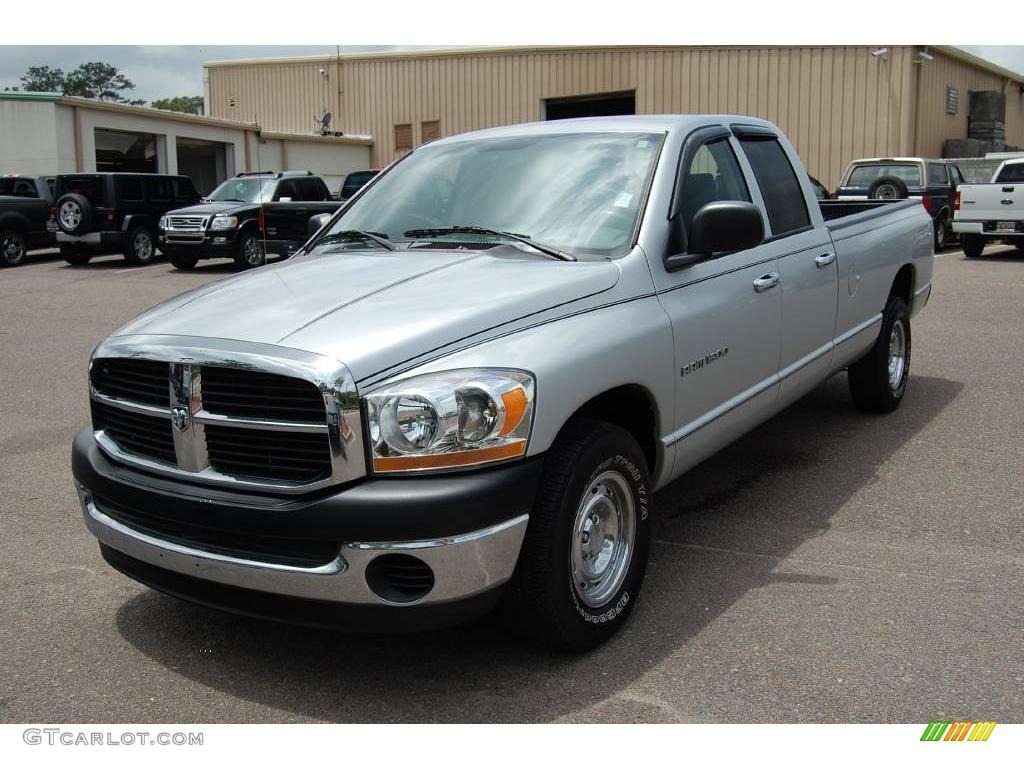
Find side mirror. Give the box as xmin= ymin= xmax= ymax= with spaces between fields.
xmin=308 ymin=212 xmax=333 ymax=237
xmin=688 ymin=201 xmax=764 ymax=256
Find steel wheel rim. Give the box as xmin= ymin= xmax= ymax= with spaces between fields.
xmin=570 ymin=470 xmax=636 ymax=608
xmin=935 ymin=222 xmax=945 ymax=248
xmin=59 ymin=202 xmax=81 ymax=229
xmin=2 ymin=233 xmax=24 ymax=263
xmin=244 ymin=236 xmax=264 ymax=265
xmin=134 ymin=233 xmax=153 ymax=261
xmin=876 ymin=184 xmax=897 ymax=199
xmin=888 ymin=320 xmax=906 ymax=391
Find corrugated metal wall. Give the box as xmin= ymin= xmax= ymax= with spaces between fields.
xmin=915 ymin=50 xmax=1024 ymax=158
xmin=207 ymin=46 xmax=1023 ymax=190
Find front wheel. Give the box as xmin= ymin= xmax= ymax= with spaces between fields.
xmin=124 ymin=225 xmax=156 ymax=265
xmin=233 ymin=231 xmax=266 ymax=269
xmin=1 ymin=229 xmax=27 ymax=266
xmin=499 ymin=419 xmax=652 ymax=652
xmin=848 ymin=295 xmax=911 ymax=413
xmin=169 ymin=252 xmax=199 ymax=270
xmin=962 ymin=233 xmax=985 ymax=258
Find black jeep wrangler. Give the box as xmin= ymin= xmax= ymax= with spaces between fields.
xmin=52 ymin=173 xmax=199 ymax=266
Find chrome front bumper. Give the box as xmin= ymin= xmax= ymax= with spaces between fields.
xmin=78 ymin=485 xmax=528 ymax=608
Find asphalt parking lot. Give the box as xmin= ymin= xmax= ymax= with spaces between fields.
xmin=1 ymin=245 xmax=1022 ymax=723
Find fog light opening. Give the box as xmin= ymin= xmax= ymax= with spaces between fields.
xmin=365 ymin=553 xmax=435 ymax=603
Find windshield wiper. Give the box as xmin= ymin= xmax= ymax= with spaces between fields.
xmin=403 ymin=225 xmax=576 ymax=261
xmin=318 ymin=230 xmax=395 ymax=251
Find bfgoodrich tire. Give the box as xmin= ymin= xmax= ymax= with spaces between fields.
xmin=848 ymin=295 xmax=911 ymax=413
xmin=500 ymin=419 xmax=652 ymax=652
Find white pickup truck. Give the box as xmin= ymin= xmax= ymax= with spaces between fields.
xmin=953 ymin=158 xmax=1024 ymax=257
xmin=73 ymin=116 xmax=934 ymax=651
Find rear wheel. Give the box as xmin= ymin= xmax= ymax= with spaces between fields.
xmin=848 ymin=295 xmax=911 ymax=413
xmin=1 ymin=229 xmax=27 ymax=266
xmin=499 ymin=419 xmax=652 ymax=652
xmin=933 ymin=214 xmax=949 ymax=252
xmin=124 ymin=225 xmax=156 ymax=265
xmin=962 ymin=233 xmax=985 ymax=258
xmin=233 ymin=230 xmax=266 ymax=269
xmin=60 ymin=244 xmax=91 ymax=266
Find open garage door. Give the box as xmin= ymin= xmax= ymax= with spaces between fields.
xmin=544 ymin=91 xmax=636 ymax=121
xmin=176 ymin=137 xmax=227 ymax=196
xmin=95 ymin=128 xmax=158 ymax=173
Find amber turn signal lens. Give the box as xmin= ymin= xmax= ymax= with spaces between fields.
xmin=372 ymin=439 xmax=526 ymax=472
xmin=499 ymin=387 xmax=528 ymax=436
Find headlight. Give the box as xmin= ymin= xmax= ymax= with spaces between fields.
xmin=365 ymin=368 xmax=534 ymax=473
xmin=158 ymin=216 xmax=168 ymax=229
xmin=210 ymin=215 xmax=238 ymax=230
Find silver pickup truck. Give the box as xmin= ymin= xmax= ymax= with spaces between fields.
xmin=73 ymin=116 xmax=933 ymax=651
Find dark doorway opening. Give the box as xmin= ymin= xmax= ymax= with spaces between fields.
xmin=177 ymin=137 xmax=227 ymax=196
xmin=543 ymin=91 xmax=636 ymax=121
xmin=94 ymin=128 xmax=158 ymax=173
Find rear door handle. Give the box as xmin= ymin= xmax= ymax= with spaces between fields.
xmin=815 ymin=252 xmax=836 ymax=268
xmin=753 ymin=272 xmax=780 ymax=293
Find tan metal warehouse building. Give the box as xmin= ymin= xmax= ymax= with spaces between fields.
xmin=204 ymin=45 xmax=1024 ymax=189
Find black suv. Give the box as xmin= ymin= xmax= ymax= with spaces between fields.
xmin=52 ymin=173 xmax=199 ymax=266
xmin=159 ymin=171 xmax=342 ymax=270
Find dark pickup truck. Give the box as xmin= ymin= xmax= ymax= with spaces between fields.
xmin=835 ymin=157 xmax=965 ymax=251
xmin=0 ymin=175 xmax=56 ymax=266
xmin=159 ymin=171 xmax=343 ymax=270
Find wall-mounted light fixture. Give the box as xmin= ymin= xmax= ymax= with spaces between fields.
xmin=914 ymin=49 xmax=935 ymax=64
xmin=871 ymin=48 xmax=889 ymax=61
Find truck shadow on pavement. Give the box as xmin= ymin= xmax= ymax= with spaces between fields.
xmin=115 ymin=373 xmax=961 ymax=723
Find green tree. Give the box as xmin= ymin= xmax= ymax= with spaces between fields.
xmin=20 ymin=65 xmax=66 ymax=93
xmin=64 ymin=62 xmax=145 ymax=104
xmin=151 ymin=95 xmax=204 ymax=115
xmin=16 ymin=61 xmax=145 ymax=104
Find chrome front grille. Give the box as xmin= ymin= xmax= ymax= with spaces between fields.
xmin=167 ymin=215 xmax=207 ymax=230
xmin=87 ymin=339 xmax=365 ymax=494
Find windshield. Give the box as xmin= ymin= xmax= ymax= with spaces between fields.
xmin=846 ymin=163 xmax=922 ymax=187
xmin=206 ymin=177 xmax=276 ymax=203
xmin=320 ymin=131 xmax=663 ymax=257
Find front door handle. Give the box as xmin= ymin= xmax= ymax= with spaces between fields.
xmin=753 ymin=272 xmax=781 ymax=293
xmin=815 ymin=252 xmax=836 ymax=268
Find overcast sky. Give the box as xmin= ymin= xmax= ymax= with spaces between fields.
xmin=0 ymin=45 xmax=1021 ymax=103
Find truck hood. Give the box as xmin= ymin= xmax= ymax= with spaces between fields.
xmin=114 ymin=248 xmax=622 ymax=381
xmin=168 ymin=201 xmax=256 ymax=217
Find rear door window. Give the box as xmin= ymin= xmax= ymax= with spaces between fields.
xmin=738 ymin=137 xmax=811 ymax=236
xmin=173 ymin=178 xmax=198 ymax=202
xmin=117 ymin=177 xmax=144 ymax=201
xmin=846 ymin=163 xmax=922 ymax=187
xmin=927 ymin=162 xmax=948 ymax=186
xmin=146 ymin=178 xmax=171 ymax=202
